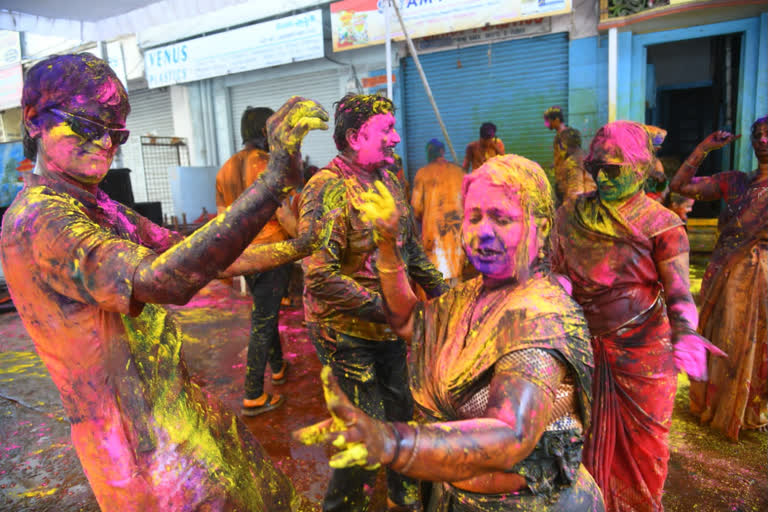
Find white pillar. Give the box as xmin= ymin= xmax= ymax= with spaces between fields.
xmin=384 ymin=0 xmax=393 ymax=99
xmin=608 ymin=27 xmax=618 ymax=122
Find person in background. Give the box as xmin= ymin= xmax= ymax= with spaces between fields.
xmin=552 ymin=121 xmax=725 ymax=511
xmin=552 ymin=126 xmax=596 ymax=205
xmin=1 ymin=53 xmax=330 ymax=511
xmin=411 ymin=138 xmax=466 ymax=286
xmin=544 ymin=106 xmax=573 ymax=171
xmin=463 ymin=122 xmax=504 ymax=172
xmin=665 ymin=193 xmax=695 ymax=224
xmin=644 ymin=126 xmax=669 ymax=203
xmin=298 ymin=93 xmax=448 ymax=511
xmin=296 ymin=154 xmax=604 ymax=512
xmin=671 ymin=121 xmax=768 ymax=441
xmin=216 ymin=106 xmax=297 ymax=416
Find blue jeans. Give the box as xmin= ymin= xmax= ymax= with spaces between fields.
xmin=309 ymin=324 xmax=418 ymax=511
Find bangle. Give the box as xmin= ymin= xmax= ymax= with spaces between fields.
xmin=377 ymin=261 xmax=406 ymax=274
xmin=387 ymin=422 xmax=402 ymax=466
xmin=400 ymin=425 xmax=421 ymax=473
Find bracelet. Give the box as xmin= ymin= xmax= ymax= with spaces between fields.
xmin=377 ymin=261 xmax=406 ymax=274
xmin=387 ymin=422 xmax=402 ymax=466
xmin=400 ymin=425 xmax=421 ymax=473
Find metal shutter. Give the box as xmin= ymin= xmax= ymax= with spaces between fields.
xmin=229 ymin=70 xmax=342 ymax=169
xmin=120 ymin=87 xmax=174 ymax=203
xmin=402 ymin=33 xmax=569 ymax=175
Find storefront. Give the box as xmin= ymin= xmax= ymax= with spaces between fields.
xmin=401 ymin=30 xmax=569 ymax=173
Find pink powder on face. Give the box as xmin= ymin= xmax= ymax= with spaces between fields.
xmin=589 ymin=121 xmax=653 ymax=166
xmin=352 ymin=113 xmax=400 ymax=168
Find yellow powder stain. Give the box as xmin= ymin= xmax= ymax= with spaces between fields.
xmin=0 ymin=351 xmax=50 ymax=382
xmin=357 ymin=181 xmax=396 ymax=225
xmin=48 ymin=123 xmax=77 ymax=139
xmin=16 ymin=487 xmax=58 ymax=498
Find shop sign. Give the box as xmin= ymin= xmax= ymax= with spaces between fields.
xmin=415 ymin=17 xmax=552 ymax=53
xmin=0 ymin=64 xmax=23 ymax=111
xmin=0 ymin=31 xmax=21 ymax=67
xmin=330 ymin=0 xmax=570 ymax=51
xmin=145 ymin=9 xmax=324 ymax=88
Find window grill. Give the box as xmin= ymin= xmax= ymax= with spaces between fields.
xmin=140 ymin=136 xmax=190 ymax=219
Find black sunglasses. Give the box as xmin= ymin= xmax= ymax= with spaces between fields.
xmin=584 ymin=160 xmax=623 ymax=179
xmin=49 ymin=108 xmax=130 ymax=146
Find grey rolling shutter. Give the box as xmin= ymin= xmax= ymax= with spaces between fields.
xmin=121 ymin=87 xmax=174 ymax=202
xmin=229 ymin=71 xmax=342 ymax=169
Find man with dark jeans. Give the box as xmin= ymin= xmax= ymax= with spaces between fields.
xmin=243 ymin=264 xmax=291 ymax=402
xmin=299 ymin=94 xmax=448 ymax=511
xmin=216 ymin=106 xmax=294 ymax=416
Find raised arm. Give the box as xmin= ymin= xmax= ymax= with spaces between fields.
xmin=357 ymin=181 xmax=421 ymax=340
xmin=670 ymin=131 xmax=737 ymax=201
xmin=132 ymin=97 xmax=328 ymax=306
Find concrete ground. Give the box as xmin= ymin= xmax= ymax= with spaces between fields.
xmin=0 ymin=264 xmax=766 ymax=511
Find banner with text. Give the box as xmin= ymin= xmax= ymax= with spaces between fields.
xmin=145 ymin=10 xmax=324 ymax=88
xmin=331 ymin=0 xmax=570 ymax=51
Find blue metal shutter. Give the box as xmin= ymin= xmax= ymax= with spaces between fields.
xmin=402 ymin=33 xmax=568 ymax=175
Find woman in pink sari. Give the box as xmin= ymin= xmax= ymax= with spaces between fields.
xmin=552 ymin=121 xmax=724 ymax=511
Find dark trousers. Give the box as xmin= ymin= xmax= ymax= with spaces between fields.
xmin=309 ymin=324 xmax=419 ymax=511
xmin=243 ymin=264 xmax=291 ymax=399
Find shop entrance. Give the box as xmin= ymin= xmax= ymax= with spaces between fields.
xmin=646 ymin=34 xmax=741 ymax=218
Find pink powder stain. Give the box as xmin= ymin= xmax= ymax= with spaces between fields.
xmin=351 ymin=113 xmax=400 ymax=168
xmin=589 ymin=121 xmax=652 ymax=166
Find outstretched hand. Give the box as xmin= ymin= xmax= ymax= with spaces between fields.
xmin=355 ymin=181 xmax=400 ymax=244
xmin=674 ymin=331 xmax=727 ymax=381
xmin=266 ymin=97 xmax=329 ymax=187
xmin=699 ymin=131 xmax=740 ymax=153
xmin=292 ymin=366 xmax=397 ymax=470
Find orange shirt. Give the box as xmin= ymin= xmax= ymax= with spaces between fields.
xmin=215 ymin=148 xmax=289 ymax=244
xmin=411 ymin=158 xmax=466 ymax=279
xmin=463 ymin=138 xmax=505 ymax=171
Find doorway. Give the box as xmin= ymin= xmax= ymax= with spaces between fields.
xmin=646 ymin=34 xmax=741 ymax=218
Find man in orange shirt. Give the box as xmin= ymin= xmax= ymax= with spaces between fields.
xmin=216 ymin=106 xmax=295 ymax=416
xmin=463 ymin=122 xmax=504 ymax=172
xmin=411 ymin=139 xmax=466 ymax=285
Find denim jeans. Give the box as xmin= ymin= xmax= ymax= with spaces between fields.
xmin=309 ymin=324 xmax=419 ymax=511
xmin=243 ymin=264 xmax=291 ymax=399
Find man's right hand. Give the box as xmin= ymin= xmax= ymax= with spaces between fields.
xmin=268 ymin=96 xmax=329 ymax=154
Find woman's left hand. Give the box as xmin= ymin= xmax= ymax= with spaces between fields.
xmin=673 ymin=331 xmax=727 ymax=381
xmin=356 ymin=181 xmax=400 ymax=244
xmin=292 ymin=366 xmax=398 ymax=470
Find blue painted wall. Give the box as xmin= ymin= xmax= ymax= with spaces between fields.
xmin=620 ymin=15 xmax=767 ymax=172
xmin=568 ymin=35 xmax=608 ymax=149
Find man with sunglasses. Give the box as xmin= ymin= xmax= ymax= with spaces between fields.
xmin=2 ymin=53 xmax=331 ymax=510
xmin=552 ymin=121 xmax=725 ymax=511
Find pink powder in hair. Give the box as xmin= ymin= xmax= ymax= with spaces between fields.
xmin=589 ymin=121 xmax=653 ymax=166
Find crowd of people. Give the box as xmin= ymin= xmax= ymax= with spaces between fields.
xmin=0 ymin=53 xmax=765 ymax=512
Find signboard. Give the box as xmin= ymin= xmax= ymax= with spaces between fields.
xmin=144 ymin=9 xmax=324 ymax=88
xmin=415 ymin=17 xmax=552 ymax=53
xmin=0 ymin=31 xmax=21 ymax=67
xmin=331 ymin=0 xmax=570 ymax=51
xmin=0 ymin=64 xmax=23 ymax=111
